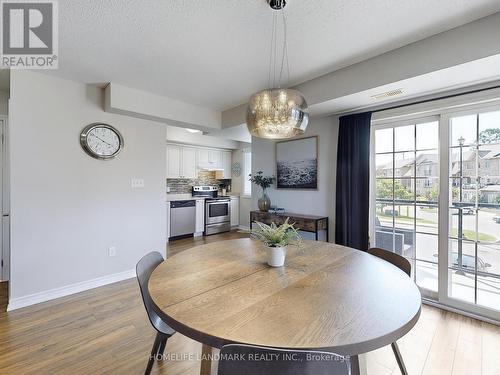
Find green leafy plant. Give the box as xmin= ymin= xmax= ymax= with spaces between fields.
xmin=249 ymin=218 xmax=303 ymax=248
xmin=249 ymin=171 xmax=275 ymax=190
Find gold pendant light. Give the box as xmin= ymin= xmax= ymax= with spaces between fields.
xmin=246 ymin=0 xmax=309 ymax=139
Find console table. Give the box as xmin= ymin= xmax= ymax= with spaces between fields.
xmin=250 ymin=211 xmax=329 ymax=242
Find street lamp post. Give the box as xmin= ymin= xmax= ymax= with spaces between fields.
xmin=458 ymin=136 xmax=465 ymax=271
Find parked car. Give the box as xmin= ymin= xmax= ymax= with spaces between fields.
xmin=462 ymin=208 xmax=474 ymax=215
xmin=494 ymin=216 xmax=500 ymax=224
xmin=433 ymin=252 xmax=491 ymax=271
xmin=450 ymin=252 xmax=491 ymax=271
xmin=451 ymin=207 xmax=474 ymax=215
xmin=384 ymin=209 xmax=399 ymax=216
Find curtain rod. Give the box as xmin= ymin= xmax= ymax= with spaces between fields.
xmin=371 ymin=83 xmax=500 ymax=114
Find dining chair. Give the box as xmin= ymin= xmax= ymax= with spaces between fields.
xmin=217 ymin=344 xmax=351 ymax=375
xmin=367 ymin=247 xmax=411 ymax=375
xmin=136 ymin=251 xmax=176 ymax=375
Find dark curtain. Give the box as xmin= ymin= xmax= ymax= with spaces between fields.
xmin=335 ymin=112 xmax=372 ymax=251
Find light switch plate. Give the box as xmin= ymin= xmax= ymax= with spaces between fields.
xmin=131 ymin=178 xmax=145 ymax=188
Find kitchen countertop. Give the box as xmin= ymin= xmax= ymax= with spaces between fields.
xmin=166 ymin=193 xmax=240 ymax=202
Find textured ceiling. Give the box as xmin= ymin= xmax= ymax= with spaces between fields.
xmin=48 ymin=0 xmax=500 ymax=110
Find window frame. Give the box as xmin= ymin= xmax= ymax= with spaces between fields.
xmin=242 ymin=148 xmax=252 ymax=197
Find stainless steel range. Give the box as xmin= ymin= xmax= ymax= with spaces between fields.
xmin=192 ymin=186 xmax=231 ymax=235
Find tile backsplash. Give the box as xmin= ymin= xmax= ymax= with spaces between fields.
xmin=167 ymin=171 xmax=231 ymax=194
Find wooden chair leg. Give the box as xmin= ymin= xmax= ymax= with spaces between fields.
xmin=145 ymin=332 xmax=162 ymax=375
xmin=391 ymin=342 xmax=408 ymax=375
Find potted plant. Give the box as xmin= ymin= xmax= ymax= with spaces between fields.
xmin=249 ymin=218 xmax=302 ymax=267
xmin=249 ymin=171 xmax=275 ymax=212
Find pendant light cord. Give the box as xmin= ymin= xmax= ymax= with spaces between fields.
xmin=267 ymin=1 xmax=289 ymax=89
xmin=278 ymin=8 xmax=289 ymax=89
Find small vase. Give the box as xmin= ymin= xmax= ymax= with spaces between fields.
xmin=258 ymin=188 xmax=271 ymax=212
xmin=266 ymin=246 xmax=287 ymax=267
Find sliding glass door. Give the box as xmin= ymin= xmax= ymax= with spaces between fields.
xmin=372 ymin=119 xmax=440 ymax=298
xmin=444 ymin=110 xmax=500 ymax=315
xmin=371 ymin=107 xmax=500 ymax=321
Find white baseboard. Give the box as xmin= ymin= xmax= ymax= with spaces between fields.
xmin=7 ymin=269 xmax=136 ymax=311
xmin=238 ymin=225 xmax=250 ymax=231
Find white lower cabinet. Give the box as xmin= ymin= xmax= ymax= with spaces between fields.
xmin=230 ymin=197 xmax=239 ymax=227
xmin=195 ymin=199 xmax=205 ymax=235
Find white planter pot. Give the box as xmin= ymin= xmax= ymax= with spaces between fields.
xmin=266 ymin=246 xmax=287 ymax=267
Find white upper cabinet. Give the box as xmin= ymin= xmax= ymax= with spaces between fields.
xmin=181 ymin=147 xmax=197 ymax=179
xmin=208 ymin=150 xmax=222 ymax=169
xmin=167 ymin=145 xmax=181 ymax=178
xmin=197 ymin=149 xmax=210 ymax=169
xmin=167 ymin=144 xmax=197 ymax=179
xmin=222 ymin=151 xmax=232 ymax=179
xmin=167 ymin=144 xmax=232 ymax=179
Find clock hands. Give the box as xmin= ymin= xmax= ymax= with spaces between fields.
xmin=91 ymin=133 xmax=113 ymax=147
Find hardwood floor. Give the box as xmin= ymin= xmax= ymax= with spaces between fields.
xmin=0 ymin=231 xmax=498 ymax=375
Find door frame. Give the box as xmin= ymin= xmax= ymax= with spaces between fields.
xmin=0 ymin=116 xmax=9 ymax=282
xmin=371 ymin=103 xmax=500 ymax=323
xmin=438 ymin=105 xmax=500 ymax=322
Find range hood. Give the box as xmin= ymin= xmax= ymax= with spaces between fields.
xmin=198 ymin=165 xmax=223 ymax=171
xmin=198 ymin=163 xmax=223 ymax=171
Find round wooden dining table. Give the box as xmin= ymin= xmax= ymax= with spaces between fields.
xmin=149 ymin=238 xmax=421 ymax=375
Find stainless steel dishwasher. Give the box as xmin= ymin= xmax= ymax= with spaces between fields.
xmin=170 ymin=200 xmax=196 ymax=238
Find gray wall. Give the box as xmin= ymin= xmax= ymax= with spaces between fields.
xmin=9 ymin=71 xmax=167 ymax=300
xmin=251 ymin=115 xmax=339 ymax=241
xmin=0 ymin=91 xmax=8 ymax=115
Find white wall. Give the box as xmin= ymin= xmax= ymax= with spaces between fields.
xmin=8 ymin=71 xmax=167 ymax=304
xmin=251 ymin=115 xmax=339 ymax=241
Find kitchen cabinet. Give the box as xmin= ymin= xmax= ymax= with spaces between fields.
xmin=168 ymin=144 xmax=232 ymax=179
xmin=166 ymin=145 xmax=181 ymax=178
xmin=167 ymin=144 xmax=197 ymax=179
xmin=195 ymin=199 xmax=205 ymax=235
xmin=181 ymin=147 xmax=197 ymax=178
xmin=209 ymin=150 xmax=222 ymax=169
xmin=230 ymin=197 xmax=239 ymax=227
xmin=222 ymin=151 xmax=232 ymax=179
xmin=197 ymin=149 xmax=210 ymax=169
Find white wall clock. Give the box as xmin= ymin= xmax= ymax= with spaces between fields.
xmin=80 ymin=123 xmax=124 ymax=160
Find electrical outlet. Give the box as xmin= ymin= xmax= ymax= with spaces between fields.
xmin=131 ymin=178 xmax=145 ymax=188
xmin=108 ymin=246 xmax=117 ymax=257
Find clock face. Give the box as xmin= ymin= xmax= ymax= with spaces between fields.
xmin=80 ymin=123 xmax=123 ymax=160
